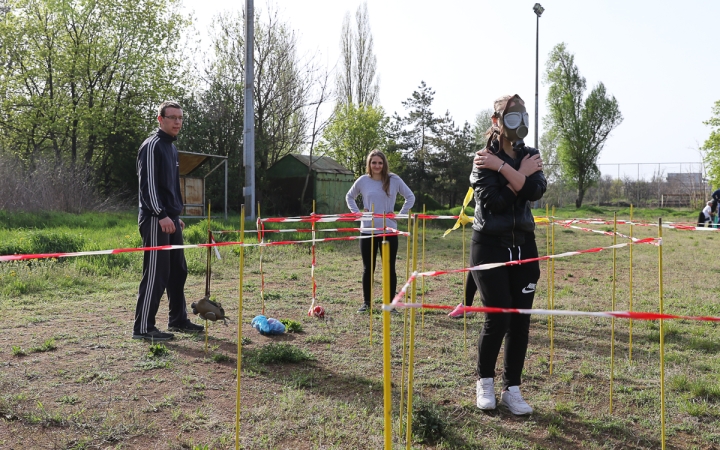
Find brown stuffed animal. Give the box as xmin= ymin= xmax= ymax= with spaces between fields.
xmin=191 ymin=295 xmax=228 ymax=325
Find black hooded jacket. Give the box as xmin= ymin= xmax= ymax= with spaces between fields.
xmin=469 ymin=139 xmax=547 ymax=247
xmin=137 ymin=128 xmax=184 ymax=220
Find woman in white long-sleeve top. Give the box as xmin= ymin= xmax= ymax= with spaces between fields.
xmin=345 ymin=150 xmax=415 ymax=312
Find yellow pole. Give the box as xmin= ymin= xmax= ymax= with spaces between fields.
xmin=369 ymin=204 xmax=375 ymax=343
xmin=235 ymin=205 xmax=245 ymax=450
xmin=399 ymin=212 xmax=411 ymax=435
xmin=204 ymin=318 xmax=209 ymax=354
xmin=381 ymin=240 xmax=393 ymax=450
xmin=258 ymin=202 xmax=265 ymax=315
xmin=311 ymin=199 xmax=316 ymax=308
xmin=550 ymin=206 xmax=555 ymax=375
xmin=462 ymin=221 xmax=468 ymax=353
xmin=405 ymin=214 xmax=419 ymax=449
xmin=546 ymin=204 xmax=550 ymax=338
xmin=206 ymin=201 xmax=211 ymax=354
xmin=420 ymin=204 xmax=426 ymax=329
xmin=406 ymin=210 xmax=412 ymax=281
xmin=629 ymin=205 xmax=634 ymax=362
xmin=610 ymin=213 xmax=617 ymax=414
xmin=658 ymin=218 xmax=666 ymax=450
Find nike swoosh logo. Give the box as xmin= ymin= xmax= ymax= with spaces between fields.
xmin=522 ymin=287 xmax=535 ymax=294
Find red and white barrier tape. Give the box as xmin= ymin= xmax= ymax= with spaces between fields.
xmin=214 ymin=227 xmax=379 ymax=234
xmin=553 ymin=218 xmax=720 ymax=232
xmin=259 ymin=212 xmax=460 ymax=223
xmin=0 ymin=232 xmax=406 ymax=262
xmin=554 ymin=222 xmax=659 ymax=245
xmin=381 ymin=302 xmax=720 ymax=323
xmin=212 ymin=227 xmax=410 ymax=235
xmin=389 ymin=237 xmax=660 ymax=305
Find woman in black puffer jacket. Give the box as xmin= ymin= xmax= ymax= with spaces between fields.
xmin=469 ymin=94 xmax=547 ymax=416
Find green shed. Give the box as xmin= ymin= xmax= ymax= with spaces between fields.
xmin=266 ymin=154 xmax=355 ymax=215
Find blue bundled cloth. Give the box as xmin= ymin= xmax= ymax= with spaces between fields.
xmin=251 ymin=315 xmax=286 ymax=335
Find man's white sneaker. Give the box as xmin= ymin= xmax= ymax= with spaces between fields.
xmin=476 ymin=378 xmax=496 ymax=410
xmin=500 ymin=386 xmax=533 ymax=415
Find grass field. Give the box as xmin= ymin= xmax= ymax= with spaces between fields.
xmin=1 ymin=206 xmax=719 ymax=449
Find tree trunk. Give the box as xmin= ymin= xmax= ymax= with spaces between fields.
xmin=575 ymin=188 xmax=585 ymax=208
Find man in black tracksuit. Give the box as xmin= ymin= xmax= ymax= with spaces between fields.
xmin=133 ymin=101 xmax=203 ymax=341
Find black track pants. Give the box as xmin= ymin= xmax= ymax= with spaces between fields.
xmin=464 ymin=270 xmax=478 ymax=306
xmin=134 ymin=216 xmax=189 ymax=334
xmin=360 ymin=234 xmax=398 ymax=305
xmin=470 ymin=236 xmax=540 ymax=389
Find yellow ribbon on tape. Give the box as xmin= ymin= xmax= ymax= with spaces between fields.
xmin=443 ymin=187 xmax=475 ymax=237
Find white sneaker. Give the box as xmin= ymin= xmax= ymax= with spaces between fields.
xmin=476 ymin=378 xmax=496 ymax=410
xmin=500 ymin=386 xmax=533 ymax=415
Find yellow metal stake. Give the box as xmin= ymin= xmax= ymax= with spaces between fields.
xmin=420 ymin=204 xmax=426 ymax=329
xmin=550 ymin=206 xmax=556 ymax=375
xmin=311 ymin=200 xmax=317 ymax=311
xmin=629 ymin=205 xmax=634 ymax=362
xmin=658 ymin=218 xmax=666 ymax=450
xmin=610 ymin=213 xmax=617 ymax=414
xmin=405 ymin=215 xmax=420 ymax=449
xmin=369 ymin=204 xmax=375 ymax=343
xmin=399 ymin=212 xmax=411 ymax=435
xmin=462 ymin=221 xmax=468 ymax=353
xmin=406 ymin=210 xmax=412 ymax=281
xmin=381 ymin=240 xmax=393 ymax=450
xmin=258 ymin=202 xmax=265 ymax=315
xmin=546 ymin=204 xmax=551 ymax=338
xmin=205 ymin=201 xmax=211 ymax=355
xmin=235 ymin=205 xmax=245 ymax=450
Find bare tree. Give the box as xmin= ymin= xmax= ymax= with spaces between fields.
xmin=201 ymin=6 xmax=313 ymax=203
xmin=338 ymin=13 xmax=354 ymax=105
xmin=301 ymin=68 xmax=335 ymax=209
xmin=337 ymin=1 xmax=378 ymax=106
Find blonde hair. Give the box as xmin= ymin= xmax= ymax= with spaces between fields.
xmin=365 ymin=149 xmax=390 ymax=195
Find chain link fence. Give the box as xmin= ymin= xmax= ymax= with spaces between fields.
xmin=540 ymin=162 xmax=710 ymax=209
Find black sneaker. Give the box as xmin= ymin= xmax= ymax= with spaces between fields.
xmin=167 ymin=321 xmax=204 ymax=333
xmin=390 ymin=308 xmax=401 ymax=315
xmin=132 ymin=329 xmax=174 ymax=341
xmin=357 ymin=304 xmax=370 ymax=313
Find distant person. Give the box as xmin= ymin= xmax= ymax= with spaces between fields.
xmin=712 ymin=188 xmax=720 ymax=206
xmin=698 ymin=201 xmax=714 ymax=227
xmin=712 ymin=189 xmax=720 ymax=227
xmin=346 ymin=150 xmax=415 ymax=313
xmin=469 ymin=94 xmax=546 ymax=415
xmin=134 ymin=101 xmax=204 ymax=341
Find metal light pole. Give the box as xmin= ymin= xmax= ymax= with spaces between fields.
xmin=244 ymin=0 xmax=256 ymax=221
xmin=533 ymin=3 xmax=544 ymax=150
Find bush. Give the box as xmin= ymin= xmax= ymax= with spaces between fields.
xmin=247 ymin=343 xmax=314 ymax=364
xmin=183 ymin=220 xmax=235 ymax=245
xmin=0 ymin=157 xmax=125 ymax=213
xmin=30 ymin=230 xmax=85 ymax=254
xmin=0 ymin=230 xmax=85 ymax=257
xmin=412 ymin=399 xmax=448 ymax=445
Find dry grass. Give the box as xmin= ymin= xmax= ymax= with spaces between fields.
xmin=0 ymin=158 xmax=128 ymax=213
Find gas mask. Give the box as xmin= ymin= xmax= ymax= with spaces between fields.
xmin=496 ymin=94 xmax=529 ymax=149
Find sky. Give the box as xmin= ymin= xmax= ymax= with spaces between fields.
xmin=181 ymin=0 xmax=720 ymax=180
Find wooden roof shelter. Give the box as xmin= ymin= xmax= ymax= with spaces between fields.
xmin=178 ymin=151 xmax=228 ymax=219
